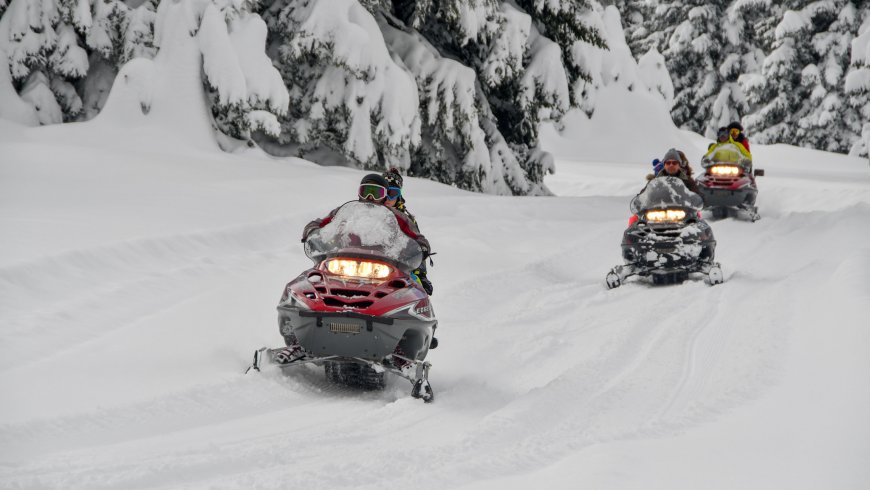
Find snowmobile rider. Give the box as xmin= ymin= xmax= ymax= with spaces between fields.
xmin=705 ymin=126 xmax=752 ymax=161
xmin=653 ymin=148 xmax=699 ymax=194
xmin=382 ymin=167 xmax=434 ymax=296
xmin=677 ymin=149 xmax=693 ymax=175
xmin=301 ymin=174 xmax=431 ymax=263
xmin=727 ymin=121 xmax=751 ymax=153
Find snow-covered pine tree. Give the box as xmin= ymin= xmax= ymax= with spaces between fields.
xmin=662 ymin=1 xmax=753 ymax=137
xmin=741 ymin=3 xmax=808 ymax=146
xmin=611 ymin=1 xmax=679 ymax=108
xmin=260 ymin=0 xmax=421 ymax=171
xmin=379 ymin=18 xmax=495 ymax=191
xmin=392 ymin=0 xmax=541 ymax=192
xmin=197 ymin=0 xmax=289 ymax=147
xmin=793 ymin=1 xmax=862 ymax=153
xmin=613 ymin=0 xmax=659 ymax=56
xmin=617 ymin=0 xmax=759 ymax=138
xmin=78 ymin=0 xmax=158 ymax=120
xmin=0 ymin=0 xmax=158 ymax=124
xmin=845 ymin=6 xmax=870 ymax=160
xmin=412 ymin=0 xmax=606 ymax=193
xmin=260 ymin=0 xmax=605 ymax=195
xmin=743 ymin=0 xmax=865 ymax=151
xmin=705 ymin=0 xmax=775 ymax=138
xmin=724 ymin=0 xmax=775 ymax=96
xmin=1 ymin=0 xmax=89 ymax=123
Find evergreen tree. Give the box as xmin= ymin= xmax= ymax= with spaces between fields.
xmin=1 ymin=0 xmax=89 ymax=123
xmin=741 ymin=2 xmax=809 ymax=145
xmin=260 ymin=0 xmax=421 ymax=171
xmin=845 ymin=6 xmax=870 ymax=160
xmin=663 ymin=1 xmax=752 ymax=137
xmin=391 ymin=0 xmax=570 ymax=193
xmin=259 ymin=0 xmax=606 ymax=195
xmin=794 ymin=1 xmax=862 ymax=153
xmin=618 ymin=0 xmax=761 ymax=138
xmin=613 ymin=0 xmax=660 ymax=56
xmin=743 ymin=0 xmax=864 ymax=151
xmin=0 ymin=0 xmax=157 ymax=124
xmin=392 ymin=0 xmax=607 ymax=194
xmin=79 ymin=0 xmax=158 ymax=120
xmin=198 ymin=0 xmax=289 ymax=146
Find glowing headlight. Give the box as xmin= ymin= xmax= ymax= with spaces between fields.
xmin=710 ymin=165 xmax=741 ymax=176
xmin=645 ymin=209 xmax=687 ymax=223
xmin=325 ymin=259 xmax=392 ymax=279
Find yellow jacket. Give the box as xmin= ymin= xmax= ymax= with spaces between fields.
xmin=704 ymin=137 xmax=752 ymax=162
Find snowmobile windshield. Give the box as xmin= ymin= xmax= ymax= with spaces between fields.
xmin=630 ymin=177 xmax=704 ymax=214
xmin=304 ymin=201 xmax=423 ymax=272
xmin=703 ymin=143 xmax=751 ymax=168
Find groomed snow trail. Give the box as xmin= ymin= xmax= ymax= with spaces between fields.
xmin=1 ymin=139 xmax=868 ymax=489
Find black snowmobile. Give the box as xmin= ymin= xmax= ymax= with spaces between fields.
xmin=606 ymin=176 xmax=723 ymax=288
xmin=246 ymin=201 xmax=437 ymax=402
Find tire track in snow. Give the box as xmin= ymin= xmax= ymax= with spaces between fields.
xmin=0 ymin=360 xmax=409 ymax=465
xmin=0 ymin=217 xmax=301 ymax=372
xmin=2 ymin=201 xmax=868 ymax=489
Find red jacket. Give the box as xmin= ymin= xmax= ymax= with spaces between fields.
xmin=734 ymin=134 xmax=750 ymax=152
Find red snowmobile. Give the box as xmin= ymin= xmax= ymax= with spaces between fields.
xmin=696 ymin=143 xmax=765 ymax=221
xmin=246 ymin=201 xmax=436 ymax=402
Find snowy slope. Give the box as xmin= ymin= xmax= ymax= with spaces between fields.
xmin=2 ymin=115 xmax=869 ymax=489
xmin=2 ymin=57 xmax=870 ymax=489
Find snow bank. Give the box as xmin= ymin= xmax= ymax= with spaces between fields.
xmin=541 ymin=84 xmax=692 ymax=166
xmin=0 ymin=48 xmax=38 ymax=125
xmin=543 ymin=4 xmax=685 ymax=167
xmin=87 ymin=1 xmax=218 ymax=152
xmin=2 ymin=126 xmax=868 ymax=488
xmin=637 ymin=48 xmax=675 ymax=106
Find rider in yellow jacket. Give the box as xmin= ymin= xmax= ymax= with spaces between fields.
xmin=705 ymin=126 xmax=752 ymax=162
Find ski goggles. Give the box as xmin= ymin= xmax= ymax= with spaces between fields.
xmin=387 ymin=186 xmax=402 ymax=200
xmin=359 ymin=183 xmax=387 ymax=201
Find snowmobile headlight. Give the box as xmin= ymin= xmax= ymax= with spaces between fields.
xmin=325 ymin=259 xmax=392 ymax=279
xmin=645 ymin=209 xmax=687 ymax=223
xmin=709 ymin=165 xmax=741 ymax=176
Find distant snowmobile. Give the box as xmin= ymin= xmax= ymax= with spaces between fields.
xmin=696 ymin=143 xmax=764 ymax=221
xmin=606 ymin=177 xmax=723 ymax=288
xmin=246 ymin=201 xmax=437 ymax=402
